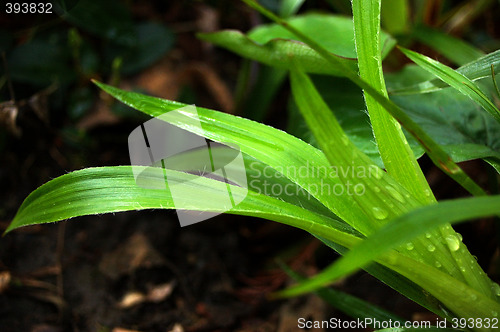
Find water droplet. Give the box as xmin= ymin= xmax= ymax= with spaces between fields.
xmin=445 ymin=235 xmax=460 ymax=252
xmin=385 ymin=185 xmax=405 ymax=203
xmin=424 ymin=188 xmax=432 ymax=197
xmin=406 ymin=242 xmax=414 ymax=251
xmin=435 ymin=261 xmax=442 ymax=268
xmin=354 ymin=184 xmax=365 ymax=195
xmin=470 ymin=294 xmax=478 ymax=301
xmin=492 ymin=311 xmax=498 ymax=317
xmin=491 ymin=283 xmax=500 ymax=296
xmin=372 ymin=207 xmax=388 ymax=220
xmin=427 ymin=244 xmax=436 ymax=252
xmin=460 ymin=267 xmax=466 ymax=273
xmin=425 ymin=232 xmax=432 ymax=239
xmin=373 ymin=186 xmax=381 ymax=193
xmin=457 ymin=233 xmax=463 ymax=241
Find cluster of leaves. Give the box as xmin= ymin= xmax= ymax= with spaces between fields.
xmin=5 ymin=0 xmax=500 ymax=330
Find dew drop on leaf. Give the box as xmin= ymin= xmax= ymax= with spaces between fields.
xmin=406 ymin=242 xmax=414 ymax=251
xmin=371 ymin=207 xmax=388 ymax=220
xmin=491 ymin=282 xmax=500 ymax=296
xmin=445 ymin=235 xmax=460 ymax=252
xmin=435 ymin=261 xmax=442 ymax=268
xmin=385 ymin=185 xmax=405 ymax=203
xmin=427 ymin=244 xmax=436 ymax=252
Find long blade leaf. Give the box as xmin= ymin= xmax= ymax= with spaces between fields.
xmin=278 ymin=260 xmax=406 ymax=325
xmin=352 ymin=0 xmax=432 ymax=202
xmin=280 ymin=195 xmax=500 ymax=295
xmin=390 ymin=49 xmax=500 ymax=95
xmin=5 ymin=166 xmax=359 ymax=247
xmin=399 ymin=47 xmax=500 ymax=123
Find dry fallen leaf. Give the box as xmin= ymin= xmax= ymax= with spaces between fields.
xmin=112 ymin=328 xmax=142 ymax=332
xmin=0 ymin=100 xmax=20 ymax=136
xmin=118 ymin=291 xmax=145 ymax=309
xmin=118 ymin=281 xmax=175 ymax=309
xmin=168 ymin=323 xmax=184 ymax=332
xmin=0 ymin=271 xmax=11 ymax=293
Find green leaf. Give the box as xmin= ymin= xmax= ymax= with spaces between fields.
xmin=198 ymin=29 xmax=357 ymax=76
xmin=390 ymin=49 xmax=500 ymax=95
xmin=294 ymin=195 xmax=500 ymax=294
xmin=387 ymin=65 xmax=500 ymax=165
xmin=92 ymin=81 xmax=386 ymax=236
xmin=290 ymin=72 xmax=500 ymax=169
xmin=5 ymin=166 xmax=357 ymax=247
xmin=198 ymin=13 xmax=396 ymax=76
xmin=279 ymin=0 xmax=305 ymax=18
xmin=380 ymin=0 xmax=409 ymax=34
xmin=278 ymin=196 xmax=500 ymax=321
xmin=92 ymin=81 xmax=496 ymax=321
xmin=317 ymin=237 xmax=450 ymax=319
xmin=352 ymin=0 xmax=432 ymax=202
xmin=413 ymin=26 xmax=485 ymax=66
xmin=287 ymin=75 xmax=424 ymax=168
xmin=278 ymin=260 xmax=406 ymax=325
xmin=288 ymin=65 xmax=480 ymax=286
xmin=399 ymin=47 xmax=500 ymax=123
xmin=241 ymin=0 xmax=486 ymax=197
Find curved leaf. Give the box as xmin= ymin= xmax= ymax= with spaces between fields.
xmin=198 ymin=13 xmax=396 ymax=76
xmin=390 ymin=49 xmax=500 ymax=95
xmin=198 ymin=29 xmax=357 ymax=76
xmin=5 ymin=166 xmax=357 ymax=243
xmin=399 ymin=47 xmax=500 ymax=123
xmin=352 ymin=0 xmax=432 ymax=201
xmin=277 ymin=196 xmax=500 ymax=322
xmin=387 ymin=65 xmax=500 ymax=164
xmin=92 ymin=81 xmax=388 ymax=235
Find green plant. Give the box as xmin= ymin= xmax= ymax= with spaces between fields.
xmin=6 ymin=0 xmax=500 ymax=330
